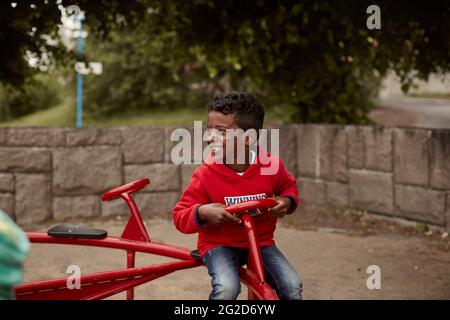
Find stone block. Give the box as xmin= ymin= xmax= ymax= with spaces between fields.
xmin=349 ymin=170 xmax=393 ymax=215
xmin=297 ymin=177 xmax=326 ymax=207
xmin=0 ymin=129 xmax=6 ymax=144
xmin=430 ymin=130 xmax=450 ymax=189
xmin=366 ymin=127 xmax=392 ymax=172
xmin=53 ymin=147 xmax=122 ymax=195
xmin=326 ymin=182 xmax=349 ymax=207
xmin=122 ymin=127 xmax=165 ymax=163
xmin=394 ymin=128 xmax=430 ymax=186
xmin=0 ymin=148 xmax=51 ymax=172
xmin=446 ymin=194 xmax=450 ymax=232
xmin=0 ymin=173 xmax=14 ymax=192
xmin=278 ymin=125 xmax=297 ymax=175
xmin=134 ymin=192 xmax=181 ymax=217
xmin=319 ymin=126 xmax=347 ymax=182
xmin=66 ymin=128 xmax=122 ymax=146
xmin=394 ymin=185 xmax=445 ymax=225
xmin=125 ymin=164 xmax=180 ymax=192
xmin=0 ymin=193 xmax=14 ymax=218
xmin=347 ymin=126 xmax=367 ymax=169
xmin=15 ymin=174 xmax=51 ymax=225
xmin=4 ymin=128 xmax=66 ymax=146
xmin=101 ymin=199 xmax=130 ymax=217
xmin=296 ymin=125 xmax=320 ymax=177
xmin=53 ymin=196 xmax=100 ymax=220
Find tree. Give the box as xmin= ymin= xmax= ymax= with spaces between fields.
xmin=149 ymin=0 xmax=449 ymax=123
xmin=83 ymin=29 xmax=208 ymax=118
xmin=1 ymin=0 xmax=449 ymax=123
xmin=0 ymin=0 xmax=145 ymax=86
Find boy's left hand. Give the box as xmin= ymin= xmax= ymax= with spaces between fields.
xmin=268 ymin=197 xmax=291 ymax=218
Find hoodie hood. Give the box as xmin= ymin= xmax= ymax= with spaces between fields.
xmin=203 ymin=145 xmax=276 ymax=182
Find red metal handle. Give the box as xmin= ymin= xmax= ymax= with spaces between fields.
xmin=101 ymin=178 xmax=150 ymax=201
xmin=225 ymin=198 xmax=279 ymax=214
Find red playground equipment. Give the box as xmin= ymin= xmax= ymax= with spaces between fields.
xmin=14 ymin=178 xmax=280 ymax=300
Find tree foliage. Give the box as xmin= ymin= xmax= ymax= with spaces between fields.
xmin=0 ymin=74 xmax=61 ymax=121
xmin=0 ymin=0 xmax=449 ymax=123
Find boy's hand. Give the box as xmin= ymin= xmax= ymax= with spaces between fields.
xmin=268 ymin=197 xmax=291 ymax=218
xmin=198 ymin=203 xmax=242 ymax=225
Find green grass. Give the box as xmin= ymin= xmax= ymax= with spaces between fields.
xmin=85 ymin=108 xmax=210 ymax=127
xmin=1 ymin=100 xmax=285 ymax=127
xmin=1 ymin=98 xmax=75 ymax=127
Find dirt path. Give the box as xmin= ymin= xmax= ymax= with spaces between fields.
xmin=22 ymin=218 xmax=450 ymax=300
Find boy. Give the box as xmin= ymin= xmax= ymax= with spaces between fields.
xmin=0 ymin=209 xmax=29 ymax=300
xmin=173 ymin=92 xmax=302 ymax=300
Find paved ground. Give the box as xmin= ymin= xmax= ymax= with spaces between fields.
xmin=23 ymin=218 xmax=450 ymax=300
xmin=374 ymin=96 xmax=450 ymax=129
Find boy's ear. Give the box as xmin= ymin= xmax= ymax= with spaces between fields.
xmin=244 ymin=129 xmax=258 ymax=146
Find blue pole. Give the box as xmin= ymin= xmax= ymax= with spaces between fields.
xmin=75 ymin=17 xmax=85 ymax=128
xmin=76 ymin=73 xmax=83 ymax=128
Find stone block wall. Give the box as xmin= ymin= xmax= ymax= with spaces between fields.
xmin=0 ymin=125 xmax=449 ymax=231
xmin=0 ymin=127 xmax=186 ymax=226
xmin=296 ymin=125 xmax=450 ymax=231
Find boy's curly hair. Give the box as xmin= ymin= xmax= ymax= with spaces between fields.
xmin=207 ymin=92 xmax=265 ymax=131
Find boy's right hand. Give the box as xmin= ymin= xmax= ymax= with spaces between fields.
xmin=198 ymin=203 xmax=242 ymax=225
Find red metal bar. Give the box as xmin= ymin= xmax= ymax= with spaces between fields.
xmin=17 ymin=270 xmax=170 ymax=300
xmin=16 ymin=259 xmax=201 ymax=299
xmin=82 ymin=270 xmax=171 ymax=300
xmin=120 ymin=193 xmax=150 ymax=242
xmin=126 ymin=251 xmax=135 ymax=300
xmin=225 ymin=198 xmax=279 ymax=214
xmin=248 ymin=290 xmax=259 ymax=300
xmin=102 ymin=178 xmax=150 ymax=202
xmin=239 ymin=213 xmax=279 ymax=300
xmin=17 ymin=278 xmax=126 ymax=300
xmin=241 ymin=214 xmax=266 ymax=285
xmin=26 ymin=233 xmax=194 ymax=261
xmin=18 ymin=194 xmax=281 ymax=300
xmin=239 ymin=268 xmax=278 ymax=300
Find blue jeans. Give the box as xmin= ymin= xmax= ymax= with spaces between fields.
xmin=202 ymin=245 xmax=302 ymax=300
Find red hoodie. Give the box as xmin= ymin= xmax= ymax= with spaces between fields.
xmin=172 ymin=148 xmax=299 ymax=257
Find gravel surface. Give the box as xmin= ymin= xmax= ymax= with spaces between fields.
xmin=22 ymin=218 xmax=450 ymax=300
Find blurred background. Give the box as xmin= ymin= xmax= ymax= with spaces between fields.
xmin=0 ymin=0 xmax=449 ymax=128
xmin=1 ymin=1 xmax=450 ymax=300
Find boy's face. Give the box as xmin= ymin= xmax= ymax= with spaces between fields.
xmin=206 ymin=111 xmax=255 ymax=164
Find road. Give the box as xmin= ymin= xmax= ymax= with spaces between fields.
xmin=377 ymin=96 xmax=450 ymax=129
